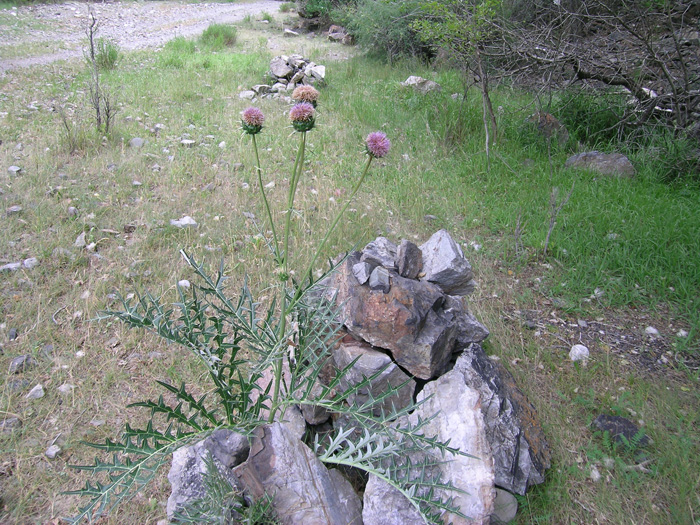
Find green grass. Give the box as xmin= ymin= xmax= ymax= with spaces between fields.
xmin=0 ymin=21 xmax=698 ymax=525
xmin=199 ymin=23 xmax=238 ymax=50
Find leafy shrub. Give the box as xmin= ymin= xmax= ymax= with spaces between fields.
xmin=94 ymin=37 xmax=119 ymax=71
xmin=200 ymin=23 xmax=238 ymax=50
xmin=338 ymin=0 xmax=429 ymax=62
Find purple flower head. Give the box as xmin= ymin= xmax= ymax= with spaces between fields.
xmin=289 ymin=102 xmax=315 ymax=132
xmin=365 ymin=131 xmax=391 ymax=158
xmin=292 ymin=86 xmax=320 ymax=107
xmin=241 ymin=107 xmax=264 ymax=134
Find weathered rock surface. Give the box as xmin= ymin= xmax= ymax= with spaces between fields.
xmin=420 ymin=229 xmax=476 ymax=295
xmin=565 ymin=151 xmax=636 ymax=178
xmin=493 ymin=488 xmax=519 ymax=523
xmin=363 ymin=476 xmax=424 ymax=525
xmin=364 ymin=369 xmax=496 ymax=524
xmin=234 ymin=422 xmax=363 ymax=525
xmin=444 ymin=295 xmax=490 ymax=346
xmin=397 ymin=239 xmax=423 ymax=280
xmin=167 ymin=429 xmax=250 ymax=519
xmin=333 ymin=337 xmax=416 ymax=416
xmin=368 ymin=265 xmax=390 ymax=293
xmin=400 ymin=75 xmax=442 ymax=94
xmin=361 ymin=236 xmax=397 ymax=269
xmin=329 ymin=253 xmax=456 ymax=379
xmin=453 ymin=344 xmax=551 ymax=495
xmin=9 ymin=354 xmax=36 ymax=374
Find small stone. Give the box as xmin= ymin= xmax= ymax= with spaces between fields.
xmin=132 ymin=180 xmax=142 ymax=186
xmin=0 ymin=262 xmax=21 ymax=272
xmin=67 ymin=206 xmax=78 ymax=217
xmin=677 ymin=329 xmax=689 ymax=337
xmin=264 ymin=181 xmax=275 ymax=189
xmin=577 ymin=319 xmax=588 ymax=328
xmin=589 ymin=465 xmax=601 ymax=483
xmin=7 ymin=379 xmax=29 ymax=392
xmin=26 ymin=384 xmax=45 ymax=399
xmin=592 ymin=414 xmax=650 ymax=447
xmin=74 ymin=232 xmax=87 ymax=248
xmin=492 ymin=488 xmax=518 ymax=523
xmin=7 ymin=205 xmax=22 ymax=215
xmin=645 ymin=326 xmax=659 ymax=337
xmin=569 ymin=344 xmax=589 ymax=362
xmin=90 ymin=418 xmax=105 ymax=427
xmin=52 ymin=247 xmax=76 ymax=261
xmin=8 ymin=165 xmax=22 ymax=174
xmin=284 ymin=28 xmax=300 ymax=37
xmin=178 ymin=279 xmax=191 ymax=288
xmin=524 ymin=320 xmax=537 ymax=330
xmin=128 ymin=137 xmax=145 ymax=148
xmin=8 ymin=328 xmax=18 ymax=341
xmin=180 ymin=139 xmax=196 ymax=148
xmin=218 ymin=141 xmax=226 ymax=149
xmin=45 ymin=444 xmax=62 ymax=459
xmin=170 ymin=216 xmax=197 ymax=228
xmin=9 ymin=355 xmax=35 ymax=374
xmin=239 ymin=90 xmax=256 ymax=100
xmin=58 ymin=383 xmax=75 ymax=395
xmin=396 ymin=239 xmax=423 ymax=279
xmin=352 ymin=261 xmax=372 ymax=285
xmin=368 ymin=266 xmax=391 ymax=293
xmin=0 ymin=417 xmax=22 ymax=433
xmin=23 ymin=257 xmax=39 ymax=269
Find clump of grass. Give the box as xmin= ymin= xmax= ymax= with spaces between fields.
xmin=94 ymin=37 xmax=119 ymax=70
xmin=279 ymin=2 xmax=295 ymax=13
xmin=199 ymin=23 xmax=238 ymax=50
xmin=261 ymin=11 xmax=274 ymax=23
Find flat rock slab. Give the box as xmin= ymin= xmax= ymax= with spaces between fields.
xmin=454 ymin=344 xmax=551 ymax=495
xmin=234 ymin=422 xmax=363 ymax=525
xmin=364 ymin=369 xmax=495 ymax=524
xmin=592 ymin=414 xmax=650 ymax=447
xmin=565 ymin=151 xmax=635 ymax=178
xmin=333 ymin=338 xmax=416 ymax=416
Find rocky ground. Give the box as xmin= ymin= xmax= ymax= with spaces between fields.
xmin=0 ymin=0 xmax=282 ymax=70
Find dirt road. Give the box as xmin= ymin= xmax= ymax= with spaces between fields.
xmin=0 ymin=0 xmax=282 ymax=70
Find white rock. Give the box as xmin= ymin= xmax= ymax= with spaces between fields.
xmin=218 ymin=141 xmax=226 ymax=149
xmin=23 ymin=257 xmax=39 ymax=269
xmin=74 ymin=232 xmax=87 ymax=248
xmin=239 ymin=90 xmax=256 ymax=100
xmin=26 ymin=384 xmax=45 ymax=399
xmin=569 ymin=344 xmax=589 ymax=362
xmin=589 ymin=465 xmax=602 ymax=483
xmin=645 ymin=326 xmax=659 ymax=336
xmin=178 ymin=279 xmax=191 ymax=289
xmin=283 ymin=28 xmax=300 ymax=37
xmin=1 ymin=262 xmax=22 ymax=272
xmin=7 ymin=205 xmax=22 ymax=215
xmin=180 ymin=139 xmax=196 ymax=148
xmin=309 ymin=65 xmax=326 ymax=81
xmin=45 ymin=445 xmax=62 ymax=459
xmin=677 ymin=329 xmax=689 ymax=338
xmin=58 ymin=383 xmax=75 ymax=395
xmin=264 ymin=181 xmax=275 ymax=189
xmin=8 ymin=165 xmax=22 ymax=174
xmin=170 ymin=216 xmax=197 ymax=228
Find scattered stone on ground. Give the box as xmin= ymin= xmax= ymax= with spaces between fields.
xmin=7 ymin=205 xmax=23 ymax=215
xmin=565 ymin=151 xmax=636 ymax=178
xmin=0 ymin=417 xmax=22 ymax=433
xmin=420 ymin=229 xmax=476 ymax=295
xmin=592 ymin=414 xmax=650 ymax=446
xmin=74 ymin=231 xmax=87 ymax=248
xmin=45 ymin=445 xmax=62 ymax=459
xmin=26 ymin=384 xmax=45 ymax=399
xmin=8 ymin=328 xmax=18 ymax=341
xmin=22 ymin=257 xmax=39 ymax=269
xmin=129 ymin=137 xmax=145 ymax=148
xmin=400 ymin=75 xmax=442 ymax=94
xmin=9 ymin=354 xmax=36 ymax=374
xmin=57 ymin=384 xmax=75 ymax=395
xmin=170 ymin=216 xmax=197 ymax=228
xmin=178 ymin=280 xmax=191 ymax=288
xmin=0 ymin=262 xmax=22 ymax=272
xmin=569 ymin=344 xmax=590 ymax=363
xmin=492 ymin=488 xmax=519 ymax=523
xmin=645 ymin=326 xmax=660 ymax=336
xmin=7 ymin=165 xmax=22 ymax=174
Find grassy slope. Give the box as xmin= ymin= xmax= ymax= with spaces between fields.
xmin=0 ymin=11 xmax=698 ymax=525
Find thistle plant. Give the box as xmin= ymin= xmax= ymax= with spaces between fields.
xmin=66 ymin=94 xmax=468 ymax=524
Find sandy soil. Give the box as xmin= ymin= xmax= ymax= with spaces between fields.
xmin=0 ymin=0 xmax=282 ymax=70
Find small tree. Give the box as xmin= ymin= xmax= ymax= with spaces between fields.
xmin=85 ymin=10 xmax=118 ymax=134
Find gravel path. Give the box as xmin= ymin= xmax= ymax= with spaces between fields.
xmin=0 ymin=0 xmax=281 ymax=70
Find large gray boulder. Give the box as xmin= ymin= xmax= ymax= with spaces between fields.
xmin=565 ymin=151 xmax=636 ymax=178
xmin=444 ymin=295 xmax=490 ymax=346
xmin=364 ymin=369 xmax=496 ymax=524
xmin=333 ymin=336 xmax=416 ymax=416
xmin=328 ymin=252 xmax=457 ymax=379
xmin=420 ymin=229 xmax=476 ymax=295
xmin=167 ymin=429 xmax=250 ymax=519
xmin=234 ymin=422 xmax=363 ymax=525
xmin=453 ymin=344 xmax=551 ymax=495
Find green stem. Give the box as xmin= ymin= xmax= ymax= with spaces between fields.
xmin=252 ymin=134 xmax=280 ymax=262
xmin=282 ymin=131 xmax=306 ymax=276
xmin=295 ymin=155 xmax=374 ymax=304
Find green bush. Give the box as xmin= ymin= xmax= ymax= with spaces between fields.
xmin=95 ymin=38 xmax=119 ymax=71
xmin=160 ymin=37 xmax=197 ymax=68
xmin=339 ymin=0 xmax=428 ymax=62
xmin=199 ymin=23 xmax=238 ymax=50
xmin=279 ymin=2 xmax=295 ymax=12
xmin=554 ymin=88 xmax=627 ymax=147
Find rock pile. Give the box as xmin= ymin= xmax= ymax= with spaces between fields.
xmin=239 ymin=54 xmax=326 ymax=101
xmin=167 ymin=230 xmax=550 ymax=524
